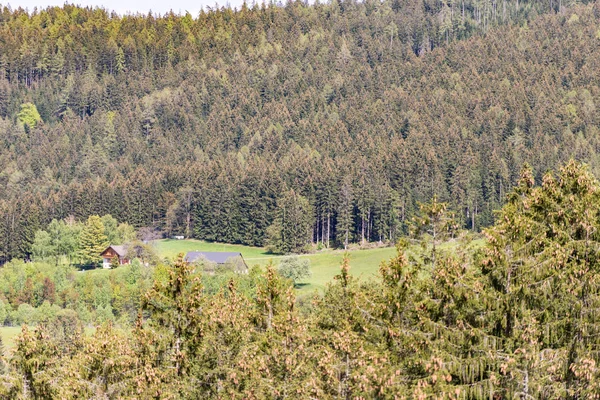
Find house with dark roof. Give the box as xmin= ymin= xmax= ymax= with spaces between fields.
xmin=184 ymin=251 xmax=248 ymax=273
xmin=100 ymin=245 xmax=130 ymax=269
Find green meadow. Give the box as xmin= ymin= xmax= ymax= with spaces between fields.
xmin=0 ymin=326 xmax=21 ymax=354
xmin=153 ymin=237 xmax=484 ymax=292
xmin=154 ymin=239 xmax=398 ymax=291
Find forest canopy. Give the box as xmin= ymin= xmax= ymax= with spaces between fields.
xmin=0 ymin=0 xmax=598 ymax=260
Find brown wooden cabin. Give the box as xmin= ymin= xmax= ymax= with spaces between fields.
xmin=100 ymin=245 xmax=130 ymax=269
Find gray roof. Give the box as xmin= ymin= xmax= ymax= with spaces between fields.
xmin=101 ymin=245 xmax=127 ymax=257
xmin=184 ymin=251 xmax=244 ymax=264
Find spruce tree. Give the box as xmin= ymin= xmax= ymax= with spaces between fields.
xmin=78 ymin=215 xmax=108 ymax=266
xmin=137 ymin=254 xmax=205 ymax=396
xmin=479 ymin=161 xmax=600 ymax=397
xmin=266 ymin=189 xmax=313 ymax=254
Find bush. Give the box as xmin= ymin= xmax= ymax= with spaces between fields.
xmin=12 ymin=303 xmax=36 ymax=325
xmin=277 ymin=256 xmax=311 ymax=287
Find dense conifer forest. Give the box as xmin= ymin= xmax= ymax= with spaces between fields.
xmin=1 ymin=0 xmax=600 ymax=397
xmin=0 ymin=0 xmax=599 ymax=259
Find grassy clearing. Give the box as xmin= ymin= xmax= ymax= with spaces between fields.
xmin=153 ymin=239 xmax=398 ymax=292
xmin=0 ymin=326 xmax=21 ymax=354
xmin=298 ymin=247 xmax=398 ymax=292
xmin=153 ymin=237 xmax=485 ymax=293
xmin=154 ymin=239 xmax=271 ymax=260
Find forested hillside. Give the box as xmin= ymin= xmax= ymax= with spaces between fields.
xmin=0 ymin=0 xmax=598 ymax=260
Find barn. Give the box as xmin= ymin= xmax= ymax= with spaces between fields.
xmin=184 ymin=251 xmax=248 ymax=273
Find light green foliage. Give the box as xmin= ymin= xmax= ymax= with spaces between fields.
xmin=35 ymin=301 xmax=60 ymax=324
xmin=91 ymin=273 xmax=112 ymax=308
xmin=110 ymin=254 xmax=119 ymax=269
xmin=126 ymin=259 xmax=142 ymax=285
xmin=17 ymin=102 xmax=41 ymax=131
xmin=31 ymin=230 xmax=53 ymax=260
xmin=100 ymin=214 xmax=119 ymax=244
xmin=32 ymin=219 xmax=81 ymax=262
xmin=95 ymin=304 xmax=115 ymax=324
xmin=78 ymin=215 xmax=109 ymax=265
xmin=100 ymin=215 xmax=136 ymax=246
xmin=0 ymin=300 xmax=7 ymax=326
xmin=33 ymin=217 xmax=133 ymax=264
xmin=277 ymin=255 xmax=311 ymax=286
xmin=75 ymin=302 xmax=93 ymax=325
xmin=12 ymin=303 xmax=36 ymax=325
xmin=48 ymin=219 xmax=80 ymax=262
xmin=116 ymin=223 xmax=136 ymax=243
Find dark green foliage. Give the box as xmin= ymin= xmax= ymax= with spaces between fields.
xmin=266 ymin=189 xmax=313 ymax=254
xmin=0 ymin=1 xmax=598 ymax=259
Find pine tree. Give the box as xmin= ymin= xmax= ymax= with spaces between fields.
xmin=479 ymin=161 xmax=600 ymax=396
xmin=11 ymin=325 xmax=59 ymax=398
xmin=314 ymin=254 xmax=385 ymax=397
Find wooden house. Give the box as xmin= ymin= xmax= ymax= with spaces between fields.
xmin=100 ymin=245 xmax=130 ymax=269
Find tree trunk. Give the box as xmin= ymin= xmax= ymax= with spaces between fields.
xmin=327 ymin=211 xmax=331 ymax=248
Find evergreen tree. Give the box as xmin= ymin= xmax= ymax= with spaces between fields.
xmin=480 ymin=161 xmax=600 ymax=396
xmin=11 ymin=325 xmax=59 ymax=398
xmin=336 ymin=178 xmax=354 ymax=249
xmin=78 ymin=215 xmax=108 ymax=266
xmin=138 ymin=254 xmax=205 ymax=395
xmin=266 ymin=189 xmax=313 ymax=254
xmin=412 ymin=195 xmax=457 ymax=269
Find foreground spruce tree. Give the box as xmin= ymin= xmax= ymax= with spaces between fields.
xmin=481 ymin=160 xmax=600 ymax=397
xmin=136 ymin=254 xmax=205 ymax=397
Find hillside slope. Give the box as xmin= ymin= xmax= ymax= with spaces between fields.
xmin=0 ymin=1 xmax=598 ymax=260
